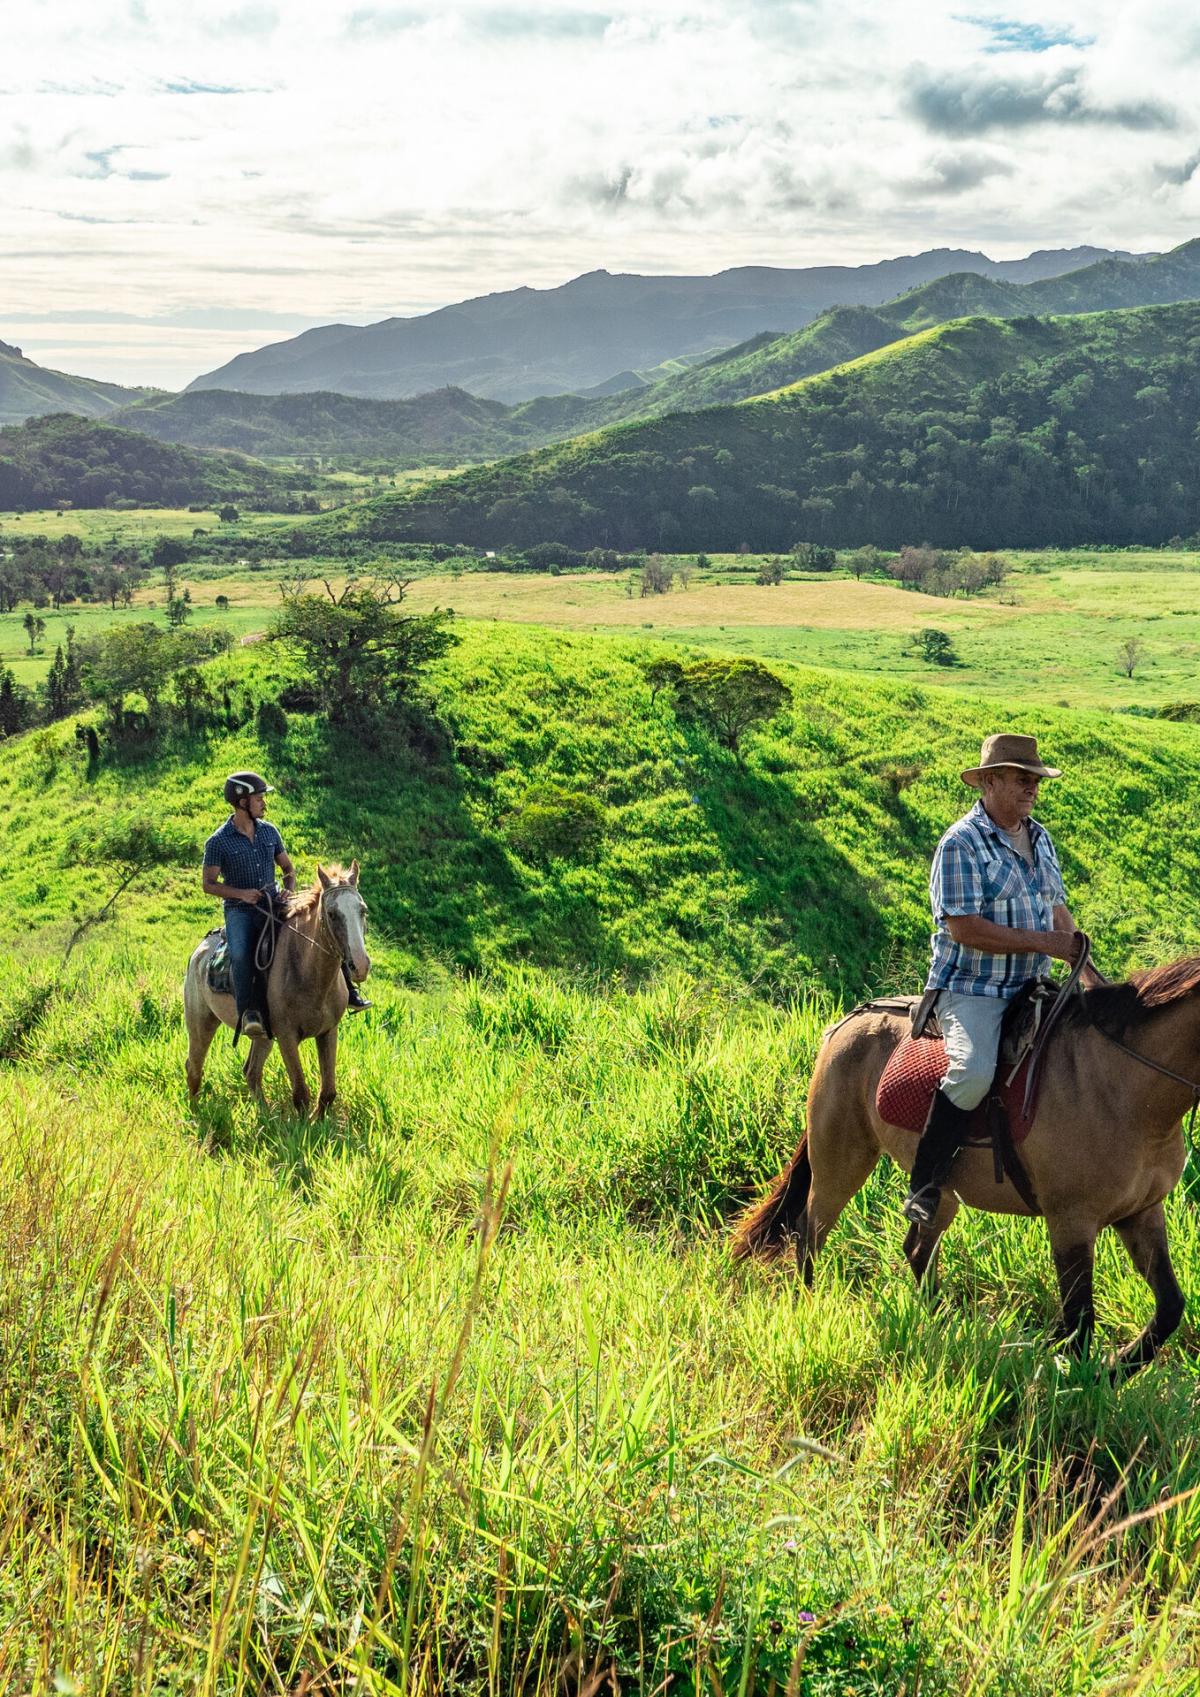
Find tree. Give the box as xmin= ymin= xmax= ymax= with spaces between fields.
xmin=22 ymin=611 xmax=45 ymax=655
xmin=639 ymin=554 xmax=673 ymax=596
xmin=756 ymin=557 xmax=785 ymax=586
xmin=790 ymin=542 xmax=835 ymax=571
xmin=269 ymin=578 xmax=457 ymax=723
xmin=78 ymin=623 xmax=232 ymax=731
xmin=1117 ymin=636 xmax=1147 ymax=678
xmin=671 ymin=658 xmax=792 ymax=757
xmin=849 ymin=545 xmax=883 ymax=580
xmin=165 ymin=594 xmax=193 ymax=628
xmin=218 ymin=504 xmax=240 ymax=523
xmin=911 ymin=628 xmax=959 ymax=666
xmin=0 ymin=666 xmax=30 ymax=737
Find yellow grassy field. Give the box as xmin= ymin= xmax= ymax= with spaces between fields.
xmin=400 ymin=571 xmax=1014 ymax=631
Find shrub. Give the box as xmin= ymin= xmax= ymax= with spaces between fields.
xmin=504 ymin=784 xmax=607 ymax=864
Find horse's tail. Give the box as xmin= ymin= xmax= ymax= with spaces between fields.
xmin=729 ymin=1135 xmax=812 ymax=1262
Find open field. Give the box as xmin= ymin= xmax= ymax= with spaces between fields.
xmin=4 ymin=623 xmax=1200 ymax=1688
xmin=7 ymin=543 xmax=1200 ymax=706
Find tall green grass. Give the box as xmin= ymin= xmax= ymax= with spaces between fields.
xmin=2 ymin=944 xmax=1200 ymax=1693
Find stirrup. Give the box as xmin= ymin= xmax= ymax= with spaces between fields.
xmin=242 ymin=1010 xmax=267 ymax=1039
xmin=902 ymin=1186 xmax=942 ymax=1228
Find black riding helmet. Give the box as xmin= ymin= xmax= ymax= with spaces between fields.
xmin=224 ymin=771 xmax=274 ymax=807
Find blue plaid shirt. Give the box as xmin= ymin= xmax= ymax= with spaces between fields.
xmin=926 ymin=799 xmax=1066 ymax=997
xmin=203 ymin=816 xmax=285 ymax=913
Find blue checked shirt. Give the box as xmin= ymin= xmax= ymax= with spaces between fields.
xmin=926 ymin=799 xmax=1066 ymax=997
xmin=203 ymin=816 xmax=286 ymax=913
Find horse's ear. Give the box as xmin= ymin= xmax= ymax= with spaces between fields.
xmin=317 ymin=864 xmax=332 ymax=890
xmin=349 ymin=859 xmax=359 ymax=886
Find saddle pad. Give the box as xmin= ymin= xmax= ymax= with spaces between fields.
xmin=206 ymin=932 xmax=234 ymax=998
xmin=876 ymin=1033 xmax=1036 ymax=1143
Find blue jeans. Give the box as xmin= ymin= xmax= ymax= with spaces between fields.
xmin=224 ymin=901 xmax=268 ymax=1017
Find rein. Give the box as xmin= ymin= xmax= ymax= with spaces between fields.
xmin=254 ymin=891 xmax=346 ymax=975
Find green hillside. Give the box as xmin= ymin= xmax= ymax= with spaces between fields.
xmin=0 ymin=337 xmax=153 ymax=427
xmin=5 ymin=624 xmax=1200 ymax=991
xmin=6 ymin=625 xmax=1200 ymax=1689
xmin=326 ymin=301 xmax=1200 ymax=550
xmin=0 ymin=413 xmax=314 ymax=509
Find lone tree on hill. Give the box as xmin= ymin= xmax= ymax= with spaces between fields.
xmin=639 ymin=554 xmax=673 ymax=596
xmin=911 ymin=628 xmax=960 ymax=667
xmin=270 ymin=576 xmax=456 ymax=724
xmin=657 ymin=656 xmax=792 ymax=758
xmin=1117 ymin=636 xmax=1147 ymax=678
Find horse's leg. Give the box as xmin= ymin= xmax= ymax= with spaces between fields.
xmin=801 ymin=1108 xmax=883 ymax=1285
xmin=185 ymin=1005 xmax=219 ymax=1101
xmin=242 ymin=1035 xmax=272 ymax=1100
xmin=274 ymin=1030 xmax=311 ymax=1117
xmin=1112 ymin=1202 xmax=1185 ymax=1375
xmin=314 ymin=1027 xmax=338 ymax=1119
xmin=1045 ymin=1214 xmax=1099 ymax=1354
xmin=902 ymin=1194 xmax=959 ymax=1293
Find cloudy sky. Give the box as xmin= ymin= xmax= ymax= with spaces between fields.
xmin=5 ymin=0 xmax=1199 ymax=389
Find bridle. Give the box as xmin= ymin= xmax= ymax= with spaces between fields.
xmin=253 ymin=884 xmax=364 ymax=979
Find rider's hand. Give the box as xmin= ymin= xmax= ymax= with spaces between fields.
xmin=1050 ymin=929 xmax=1084 ymax=965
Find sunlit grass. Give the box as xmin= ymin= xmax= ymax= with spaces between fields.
xmin=2 ymin=942 xmax=1200 ymax=1692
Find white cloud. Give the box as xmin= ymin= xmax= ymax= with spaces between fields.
xmin=4 ymin=0 xmax=1199 ymax=386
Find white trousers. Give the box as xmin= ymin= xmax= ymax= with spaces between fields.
xmin=937 ymin=989 xmax=1010 ymax=1110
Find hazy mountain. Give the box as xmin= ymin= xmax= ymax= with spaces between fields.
xmin=0 ymin=339 xmax=153 ymax=427
xmin=319 ymin=299 xmax=1200 ymax=551
xmin=185 ymin=246 xmax=1149 ymax=403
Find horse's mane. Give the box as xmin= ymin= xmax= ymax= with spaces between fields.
xmin=1066 ymin=956 xmax=1200 ymax=1034
xmin=283 ymin=864 xmax=353 ymax=915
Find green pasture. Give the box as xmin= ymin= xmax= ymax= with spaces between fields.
xmin=0 ymin=506 xmax=302 ymax=544
xmin=4 ymin=623 xmax=1200 ymax=1688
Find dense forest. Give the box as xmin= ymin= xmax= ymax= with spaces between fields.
xmin=327 ymin=302 xmax=1200 ymax=550
xmin=0 ymin=414 xmax=313 ymax=509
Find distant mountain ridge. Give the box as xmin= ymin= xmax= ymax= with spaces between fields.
xmin=184 ymin=245 xmax=1150 ymax=403
xmin=0 ymin=339 xmax=153 ymax=427
xmin=114 ymin=240 xmax=1200 ymax=467
xmin=317 ymin=298 xmax=1200 ymax=551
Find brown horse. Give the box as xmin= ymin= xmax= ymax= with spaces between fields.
xmin=730 ymin=960 xmax=1200 ymax=1372
xmin=184 ymin=862 xmax=370 ymax=1117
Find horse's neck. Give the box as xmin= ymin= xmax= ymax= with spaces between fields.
xmin=1110 ymin=998 xmax=1200 ymax=1123
xmin=282 ymin=899 xmax=340 ymax=990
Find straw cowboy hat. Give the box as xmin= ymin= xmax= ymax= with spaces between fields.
xmin=961 ymin=733 xmax=1062 ymax=787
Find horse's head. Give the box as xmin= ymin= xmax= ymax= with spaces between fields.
xmin=317 ymin=860 xmax=371 ymax=982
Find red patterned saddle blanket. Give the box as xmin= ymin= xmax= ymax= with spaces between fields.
xmin=876 ymin=1032 xmax=1037 ymax=1144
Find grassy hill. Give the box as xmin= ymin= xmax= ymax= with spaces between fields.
xmin=5 ymin=623 xmax=1200 ymax=993
xmin=0 ymin=337 xmax=153 ymax=427
xmin=324 ymin=301 xmax=1200 ymax=550
xmin=5 ymin=625 xmax=1200 ymax=1688
xmin=0 ymin=413 xmax=317 ymax=509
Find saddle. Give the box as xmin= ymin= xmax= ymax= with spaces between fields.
xmin=204 ymin=928 xmax=234 ymax=998
xmin=858 ymin=978 xmax=1076 ymax=1215
xmin=876 ymin=980 xmax=1055 ymax=1145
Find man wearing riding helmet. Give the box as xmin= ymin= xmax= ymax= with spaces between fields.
xmin=202 ymin=773 xmax=295 ymax=1039
xmin=203 ymin=773 xmax=372 ymax=1037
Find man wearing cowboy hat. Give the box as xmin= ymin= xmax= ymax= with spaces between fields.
xmin=902 ymin=733 xmax=1102 ymax=1227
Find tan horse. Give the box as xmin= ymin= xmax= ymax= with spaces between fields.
xmin=184 ymin=862 xmax=370 ymax=1117
xmin=730 ymin=960 xmax=1200 ymax=1372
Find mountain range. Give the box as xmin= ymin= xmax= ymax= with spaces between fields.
xmin=321 ymin=298 xmax=1200 ymax=552
xmin=182 ymin=246 xmax=1147 ymax=403
xmin=110 ymin=238 xmax=1200 ymax=467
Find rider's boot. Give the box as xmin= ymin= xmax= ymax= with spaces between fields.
xmin=241 ymin=1009 xmax=267 ymax=1039
xmin=902 ymin=1089 xmax=973 ymax=1227
xmin=342 ymin=961 xmax=372 ymax=1011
